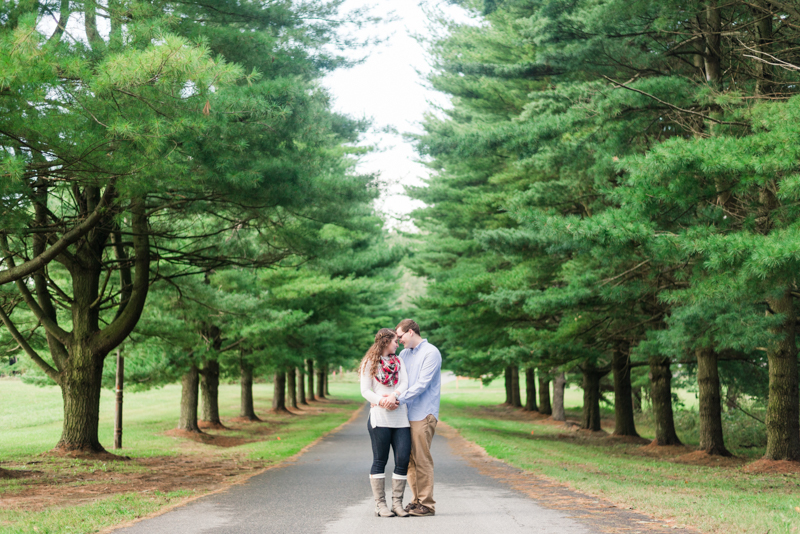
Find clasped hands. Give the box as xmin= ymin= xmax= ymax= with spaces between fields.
xmin=371 ymin=393 xmax=400 ymax=411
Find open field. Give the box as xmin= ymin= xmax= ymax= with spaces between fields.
xmin=0 ymin=377 xmax=361 ymax=534
xmin=440 ymin=377 xmax=800 ymax=534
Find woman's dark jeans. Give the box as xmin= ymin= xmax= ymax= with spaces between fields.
xmin=367 ymin=420 xmax=411 ymax=476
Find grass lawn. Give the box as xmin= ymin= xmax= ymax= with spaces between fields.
xmin=0 ymin=377 xmax=362 ymax=534
xmin=440 ymin=376 xmax=800 ymax=534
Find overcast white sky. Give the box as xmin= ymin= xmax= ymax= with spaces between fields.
xmin=322 ymin=1 xmax=471 ymax=230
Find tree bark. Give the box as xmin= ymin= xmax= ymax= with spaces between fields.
xmin=239 ymin=360 xmax=260 ymax=421
xmin=306 ymin=359 xmax=316 ymax=402
xmin=696 ymin=347 xmax=730 ymax=455
xmin=612 ymin=347 xmax=639 ymax=437
xmin=524 ymin=367 xmax=538 ymax=411
xmin=632 ymin=386 xmax=643 ymax=413
xmin=57 ymin=344 xmax=105 ymax=451
xmin=324 ymin=364 xmax=330 ymax=396
xmin=503 ymin=366 xmax=512 ymax=405
xmin=287 ymin=366 xmax=298 ymax=409
xmin=200 ymin=358 xmax=221 ymax=426
xmin=648 ymin=356 xmax=682 ymax=445
xmin=178 ymin=365 xmax=201 ymax=432
xmin=538 ymin=369 xmax=552 ymax=415
xmin=764 ymin=289 xmax=800 ymax=460
xmin=552 ymin=372 xmax=566 ymax=421
xmin=510 ymin=365 xmax=522 ymax=408
xmin=316 ymin=365 xmax=325 ymax=399
xmin=298 ymin=367 xmax=307 ymax=405
xmin=581 ymin=363 xmax=603 ymax=431
xmin=272 ymin=371 xmax=288 ymax=412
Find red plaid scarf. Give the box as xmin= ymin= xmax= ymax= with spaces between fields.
xmin=376 ymin=356 xmax=401 ymax=387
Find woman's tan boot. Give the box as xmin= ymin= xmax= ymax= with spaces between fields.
xmin=391 ymin=478 xmax=409 ymax=517
xmin=370 ymin=477 xmax=395 ymax=517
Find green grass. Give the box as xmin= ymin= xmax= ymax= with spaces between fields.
xmin=440 ymin=377 xmax=800 ymax=534
xmin=0 ymin=377 xmax=362 ymax=533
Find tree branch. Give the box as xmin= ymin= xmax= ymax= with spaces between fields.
xmin=0 ymin=304 xmax=60 ymax=383
xmin=0 ymin=179 xmax=117 ymax=285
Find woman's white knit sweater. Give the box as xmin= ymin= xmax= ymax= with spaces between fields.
xmin=360 ymin=356 xmax=409 ymax=428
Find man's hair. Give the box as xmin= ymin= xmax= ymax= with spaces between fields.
xmin=396 ymin=319 xmax=420 ymax=336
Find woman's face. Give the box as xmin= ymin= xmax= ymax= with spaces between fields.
xmin=387 ymin=336 xmax=399 ymax=355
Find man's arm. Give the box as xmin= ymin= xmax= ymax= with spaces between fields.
xmin=397 ymin=348 xmax=441 ymax=405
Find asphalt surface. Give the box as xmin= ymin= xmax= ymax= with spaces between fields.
xmin=113 ymin=405 xmax=686 ymax=534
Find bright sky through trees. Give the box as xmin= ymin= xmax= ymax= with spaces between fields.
xmin=323 ymin=0 xmax=470 ymax=229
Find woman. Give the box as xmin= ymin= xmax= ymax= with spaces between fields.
xmin=359 ymin=328 xmax=410 ymax=518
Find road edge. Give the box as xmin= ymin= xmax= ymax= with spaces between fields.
xmin=102 ymin=402 xmax=367 ymax=533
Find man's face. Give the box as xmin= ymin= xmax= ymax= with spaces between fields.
xmin=395 ymin=328 xmax=409 ymax=347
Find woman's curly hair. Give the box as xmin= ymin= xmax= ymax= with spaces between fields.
xmin=358 ymin=328 xmax=397 ymax=378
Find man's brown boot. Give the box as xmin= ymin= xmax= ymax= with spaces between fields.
xmin=408 ymin=504 xmax=435 ymax=517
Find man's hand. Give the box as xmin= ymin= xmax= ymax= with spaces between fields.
xmin=379 ymin=393 xmax=400 ymax=410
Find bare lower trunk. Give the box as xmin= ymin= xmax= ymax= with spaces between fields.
xmin=324 ymin=364 xmax=330 ymax=396
xmin=56 ymin=347 xmax=106 ymax=451
xmin=178 ymin=365 xmax=201 ymax=432
xmin=765 ymin=289 xmax=800 ymax=460
xmin=538 ymin=370 xmax=552 ymax=415
xmin=632 ymin=386 xmax=643 ymax=413
xmin=316 ymin=365 xmax=325 ymax=399
xmin=696 ymin=347 xmax=729 ymax=455
xmin=648 ymin=356 xmax=681 ymax=445
xmin=552 ymin=372 xmax=566 ymax=421
xmin=298 ymin=367 xmax=307 ymax=405
xmin=612 ymin=348 xmax=638 ymax=437
xmin=306 ymin=359 xmax=316 ymax=402
xmin=272 ymin=371 xmax=288 ymax=412
xmin=240 ymin=361 xmax=260 ymax=421
xmin=510 ymin=365 xmax=522 ymax=408
xmin=287 ymin=367 xmax=298 ymax=409
xmin=581 ymin=363 xmax=602 ymax=431
xmin=200 ymin=359 xmax=221 ymax=425
xmin=524 ymin=367 xmax=537 ymax=411
xmin=503 ymin=366 xmax=512 ymax=405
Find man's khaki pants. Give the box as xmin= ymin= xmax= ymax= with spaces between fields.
xmin=408 ymin=414 xmax=437 ymax=511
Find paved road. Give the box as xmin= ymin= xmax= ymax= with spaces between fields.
xmin=114 ymin=406 xmax=691 ymax=534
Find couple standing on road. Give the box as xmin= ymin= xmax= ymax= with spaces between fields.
xmin=358 ymin=319 xmax=441 ymax=518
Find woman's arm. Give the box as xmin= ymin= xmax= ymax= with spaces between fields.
xmin=360 ymin=370 xmax=383 ymax=405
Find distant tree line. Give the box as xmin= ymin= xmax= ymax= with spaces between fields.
xmin=410 ymin=0 xmax=800 ymax=461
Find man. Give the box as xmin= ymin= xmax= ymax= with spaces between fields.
xmin=381 ymin=319 xmax=441 ymax=517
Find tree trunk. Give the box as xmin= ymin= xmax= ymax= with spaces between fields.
xmin=239 ymin=360 xmax=260 ymax=421
xmin=764 ymin=289 xmax=800 ymax=460
xmin=612 ymin=347 xmax=638 ymax=437
xmin=306 ymin=359 xmax=316 ymax=402
xmin=287 ymin=367 xmax=298 ymax=409
xmin=696 ymin=347 xmax=730 ymax=455
xmin=56 ymin=346 xmax=106 ymax=451
xmin=632 ymin=386 xmax=643 ymax=413
xmin=272 ymin=371 xmax=288 ymax=412
xmin=538 ymin=369 xmax=552 ymax=415
xmin=648 ymin=356 xmax=682 ymax=445
xmin=581 ymin=363 xmax=602 ymax=431
xmin=178 ymin=365 xmax=201 ymax=432
xmin=503 ymin=366 xmax=512 ymax=405
xmin=510 ymin=365 xmax=522 ymax=408
xmin=524 ymin=367 xmax=537 ymax=411
xmin=552 ymin=372 xmax=566 ymax=421
xmin=316 ymin=365 xmax=325 ymax=399
xmin=324 ymin=364 xmax=330 ymax=396
xmin=298 ymin=367 xmax=307 ymax=405
xmin=200 ymin=358 xmax=221 ymax=426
